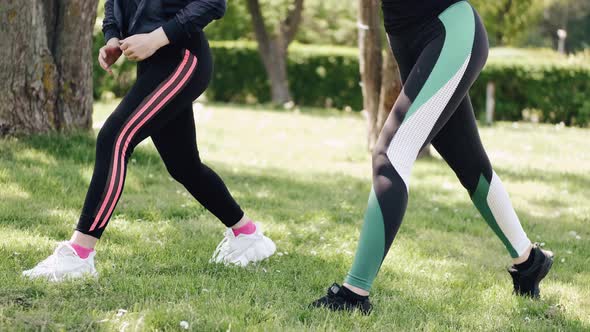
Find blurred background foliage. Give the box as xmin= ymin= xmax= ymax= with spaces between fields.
xmin=205 ymin=0 xmax=590 ymax=50
xmin=93 ymin=0 xmax=590 ymax=126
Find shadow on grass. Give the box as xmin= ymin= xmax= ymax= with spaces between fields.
xmin=1 ymin=132 xmax=586 ymax=253
xmin=2 ymin=132 xmax=587 ymax=245
xmin=207 ymin=102 xmax=360 ymax=119
xmin=1 ymin=133 xmax=588 ymax=329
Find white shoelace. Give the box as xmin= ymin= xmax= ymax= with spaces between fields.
xmin=29 ymin=243 xmax=65 ymax=279
xmin=50 ymin=243 xmax=70 ymax=280
xmin=211 ymin=230 xmax=234 ymax=262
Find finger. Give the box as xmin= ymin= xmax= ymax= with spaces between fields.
xmin=98 ymin=56 xmax=108 ymax=70
xmin=122 ymin=39 xmax=132 ymax=48
xmin=99 ymin=48 xmax=107 ymax=60
xmin=120 ymin=41 xmax=129 ymax=51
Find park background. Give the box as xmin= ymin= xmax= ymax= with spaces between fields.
xmin=1 ymin=0 xmax=589 ymax=330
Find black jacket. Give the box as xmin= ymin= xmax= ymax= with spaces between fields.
xmin=103 ymin=0 xmax=226 ymax=45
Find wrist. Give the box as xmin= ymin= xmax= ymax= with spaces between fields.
xmin=152 ymin=27 xmax=170 ymax=48
xmin=106 ymin=38 xmax=120 ymax=47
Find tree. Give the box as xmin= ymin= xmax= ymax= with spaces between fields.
xmin=246 ymin=0 xmax=304 ymax=104
xmin=538 ymin=0 xmax=590 ymax=52
xmin=358 ymin=0 xmax=402 ymax=151
xmin=358 ymin=0 xmax=383 ymax=150
xmin=0 ymin=0 xmax=98 ymax=136
xmin=470 ymin=0 xmax=544 ymax=46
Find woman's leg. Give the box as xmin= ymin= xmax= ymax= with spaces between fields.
xmin=150 ymin=106 xmax=245 ymax=226
xmin=343 ymin=2 xmax=489 ymax=295
xmin=76 ymin=50 xmax=202 ymax=240
xmin=431 ymin=96 xmax=553 ymax=298
xmin=23 ymin=48 xmax=203 ymax=280
xmin=431 ymin=96 xmax=532 ymax=260
xmin=151 ymin=105 xmax=276 ymax=266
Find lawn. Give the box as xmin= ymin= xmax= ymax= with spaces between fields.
xmin=0 ymin=101 xmax=588 ymax=331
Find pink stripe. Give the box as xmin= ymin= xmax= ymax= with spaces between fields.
xmin=89 ymin=51 xmax=193 ymax=231
xmin=97 ymin=53 xmax=198 ymax=229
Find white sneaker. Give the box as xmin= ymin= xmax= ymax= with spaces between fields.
xmin=210 ymin=224 xmax=276 ymax=267
xmin=22 ymin=242 xmax=97 ymax=282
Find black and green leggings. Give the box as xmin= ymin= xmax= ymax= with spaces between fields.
xmin=345 ymin=1 xmax=531 ymax=291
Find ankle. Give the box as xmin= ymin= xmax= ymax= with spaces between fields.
xmin=69 ymin=242 xmax=94 ymax=259
xmin=231 ymin=219 xmax=256 ymax=236
xmin=512 ymin=243 xmax=534 ymax=265
xmin=343 ymin=283 xmax=370 ymax=297
xmin=70 ymin=231 xmax=98 ymax=249
xmin=231 ymin=215 xmax=252 ymax=229
xmin=514 ymin=246 xmax=536 ymax=271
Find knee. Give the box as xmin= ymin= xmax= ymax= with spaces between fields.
xmin=95 ymin=115 xmax=141 ymax=164
xmin=372 ymin=142 xmax=391 ymax=176
xmin=166 ymin=160 xmax=204 ymax=185
xmin=458 ymin=159 xmax=493 ymax=194
xmin=95 ymin=121 xmax=119 ymax=155
xmin=372 ymin=103 xmax=409 ymax=174
xmin=167 ymin=165 xmax=190 ymax=184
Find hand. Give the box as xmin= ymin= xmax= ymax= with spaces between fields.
xmin=98 ymin=38 xmax=122 ymax=75
xmin=120 ymin=28 xmax=170 ymax=61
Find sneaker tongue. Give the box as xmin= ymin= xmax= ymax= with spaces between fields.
xmin=56 ymin=243 xmax=77 ymax=256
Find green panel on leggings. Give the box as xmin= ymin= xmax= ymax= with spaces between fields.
xmin=472 ymin=174 xmax=519 ymax=258
xmin=345 ymin=1 xmax=478 ymax=291
xmin=405 ymin=1 xmax=475 ymax=119
xmin=345 ymin=188 xmax=386 ymax=291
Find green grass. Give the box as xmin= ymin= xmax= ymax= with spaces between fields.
xmin=1 ymin=101 xmax=589 ymax=331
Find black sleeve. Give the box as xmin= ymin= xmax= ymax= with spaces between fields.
xmin=102 ymin=0 xmax=121 ymax=41
xmin=161 ymin=0 xmax=227 ymax=45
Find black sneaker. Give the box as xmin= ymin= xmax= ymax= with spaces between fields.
xmin=508 ymin=244 xmax=554 ymax=298
xmin=310 ymin=283 xmax=372 ymax=315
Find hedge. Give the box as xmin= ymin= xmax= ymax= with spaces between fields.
xmin=209 ymin=43 xmax=590 ymax=126
xmin=208 ymin=41 xmax=362 ymax=110
xmin=93 ymin=38 xmax=590 ymax=126
xmin=471 ymin=48 xmax=590 ymax=126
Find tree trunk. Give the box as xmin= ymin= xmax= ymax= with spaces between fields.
xmin=358 ymin=0 xmax=421 ymax=156
xmin=358 ymin=0 xmax=383 ymax=150
xmin=246 ymin=0 xmax=304 ymax=105
xmin=0 ymin=0 xmax=97 ymax=136
xmin=260 ymin=36 xmax=292 ymax=105
xmin=375 ymin=45 xmax=401 ymax=143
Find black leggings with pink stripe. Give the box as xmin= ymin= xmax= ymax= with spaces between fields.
xmin=77 ymin=34 xmax=244 ymax=239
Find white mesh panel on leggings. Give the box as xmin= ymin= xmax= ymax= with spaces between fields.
xmin=487 ymin=171 xmax=532 ymax=256
xmin=386 ymin=54 xmax=471 ymax=192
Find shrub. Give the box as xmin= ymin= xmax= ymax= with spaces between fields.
xmin=208 ymin=41 xmax=362 ymax=109
xmin=470 ymin=48 xmax=590 ymax=126
xmin=209 ymin=44 xmax=590 ymax=126
xmin=93 ymin=35 xmax=590 ymax=126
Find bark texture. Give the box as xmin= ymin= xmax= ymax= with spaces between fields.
xmin=246 ymin=0 xmax=304 ymax=104
xmin=0 ymin=0 xmax=97 ymax=136
xmin=358 ymin=0 xmax=383 ymax=150
xmin=376 ymin=43 xmax=401 ymax=144
xmin=358 ymin=0 xmax=403 ymax=151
